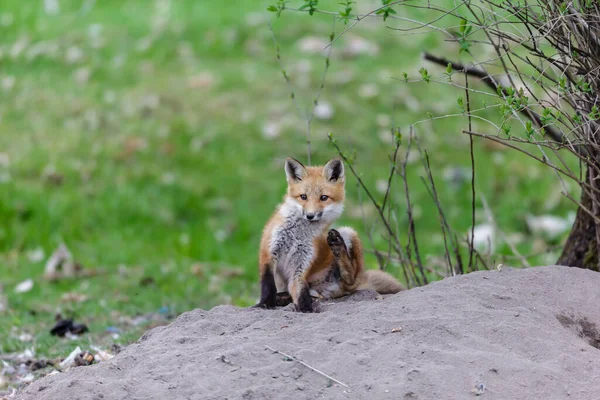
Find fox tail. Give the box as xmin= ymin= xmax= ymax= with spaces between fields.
xmin=360 ymin=269 xmax=403 ymax=294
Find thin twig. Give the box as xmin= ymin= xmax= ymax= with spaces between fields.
xmin=464 ymin=70 xmax=476 ymax=273
xmin=265 ymin=345 xmax=349 ymax=388
xmin=422 ymin=52 xmax=575 ymax=151
xmin=400 ymin=129 xmax=427 ymax=283
xmin=329 ymin=136 xmax=408 ymax=266
xmin=269 ymin=19 xmax=335 ymax=165
xmin=418 ymin=148 xmax=456 ymax=276
xmin=391 ymin=209 xmax=416 ymax=286
xmin=500 ymin=244 xmax=562 ymax=261
xmin=365 ymin=248 xmax=442 ymax=280
xmin=268 ymin=23 xmax=305 ymax=120
xmin=480 ymin=193 xmax=531 ymax=268
xmin=304 ymin=18 xmax=336 ymax=165
xmin=462 ymin=130 xmax=598 ymax=194
xmin=381 ymin=136 xmax=401 ymax=213
xmin=357 ymin=181 xmax=386 ymax=271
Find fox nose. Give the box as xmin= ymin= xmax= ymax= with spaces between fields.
xmin=306 ymin=213 xmax=315 ymax=220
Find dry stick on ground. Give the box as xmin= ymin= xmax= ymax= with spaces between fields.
xmin=265 ymin=346 xmax=349 ymax=388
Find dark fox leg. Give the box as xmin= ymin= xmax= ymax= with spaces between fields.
xmin=295 ymin=283 xmax=313 ymax=313
xmin=254 ymin=266 xmax=277 ymax=309
xmin=327 ymin=229 xmax=361 ymax=287
xmin=275 ymin=292 xmax=293 ymax=307
xmin=289 ymin=273 xmax=313 ymax=313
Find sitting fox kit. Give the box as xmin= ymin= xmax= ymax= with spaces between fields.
xmin=257 ymin=157 xmax=402 ymax=312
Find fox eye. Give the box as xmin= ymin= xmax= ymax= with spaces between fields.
xmin=320 ymin=195 xmax=329 ymax=201
xmin=300 ymin=194 xmax=307 ymax=200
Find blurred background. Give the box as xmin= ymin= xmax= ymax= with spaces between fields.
xmin=0 ymin=0 xmax=577 ymax=377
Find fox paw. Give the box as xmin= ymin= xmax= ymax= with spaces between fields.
xmin=327 ymin=229 xmax=347 ymax=256
xmin=275 ymin=292 xmax=293 ymax=307
xmin=295 ymin=287 xmax=314 ymax=313
xmin=252 ymin=302 xmax=274 ymax=309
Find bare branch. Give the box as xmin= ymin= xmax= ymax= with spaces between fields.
xmin=422 ymin=52 xmax=577 ymax=152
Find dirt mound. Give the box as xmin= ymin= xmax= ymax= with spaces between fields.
xmin=15 ymin=266 xmax=600 ymax=400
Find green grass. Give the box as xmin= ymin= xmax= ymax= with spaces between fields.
xmin=0 ymin=0 xmax=577 ymax=380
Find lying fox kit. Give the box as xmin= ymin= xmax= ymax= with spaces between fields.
xmin=256 ymin=157 xmax=402 ymax=312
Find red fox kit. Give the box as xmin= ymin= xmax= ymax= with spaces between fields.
xmin=256 ymin=157 xmax=402 ymax=312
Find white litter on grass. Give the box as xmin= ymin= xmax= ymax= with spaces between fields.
xmin=2 ymin=360 xmax=15 ymax=375
xmin=60 ymin=347 xmax=82 ymax=369
xmin=313 ymin=101 xmax=334 ymax=120
xmin=358 ymin=83 xmax=379 ymax=99
xmin=245 ymin=12 xmax=268 ymax=27
xmin=296 ymin=36 xmax=330 ymax=55
xmin=376 ymin=179 xmax=388 ymax=194
xmin=18 ymin=374 xmax=34 ymax=384
xmin=73 ymin=67 xmax=91 ymax=85
xmin=91 ymin=346 xmax=114 ymax=362
xmin=44 ymin=0 xmax=60 ymax=15
xmin=44 ymin=244 xmax=75 ymax=280
xmin=65 ymin=332 xmax=80 ymax=341
xmin=14 ymin=279 xmax=33 ymax=294
xmin=17 ymin=333 xmax=33 ymax=343
xmin=525 ymin=213 xmax=575 ymax=240
xmin=13 ymin=348 xmax=35 ymax=363
xmin=160 ymin=172 xmax=176 ymax=186
xmin=262 ymin=121 xmax=281 ymax=139
xmin=65 ymin=46 xmax=84 ymax=64
xmin=0 ymin=171 xmax=11 ymax=184
xmin=443 ymin=166 xmax=472 ymax=189
xmin=0 ymin=153 xmax=9 ymax=168
xmin=469 ymin=224 xmax=495 ymax=254
xmin=330 ymin=69 xmax=354 ymax=85
xmin=342 ymin=35 xmax=379 ymax=57
xmin=378 ymin=129 xmax=394 ymax=144
xmin=376 ymin=114 xmax=391 ymax=128
xmin=26 ymin=247 xmax=45 ymax=263
xmin=1 ymin=76 xmax=15 ymax=91
xmin=0 ymin=13 xmax=13 ymax=27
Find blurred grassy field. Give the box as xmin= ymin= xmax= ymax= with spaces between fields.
xmin=0 ymin=0 xmax=577 ymax=372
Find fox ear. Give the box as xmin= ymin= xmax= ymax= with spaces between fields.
xmin=323 ymin=158 xmax=344 ymax=182
xmin=285 ymin=157 xmax=306 ymax=182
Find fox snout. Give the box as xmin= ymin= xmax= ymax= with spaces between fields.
xmin=305 ymin=211 xmax=324 ymax=221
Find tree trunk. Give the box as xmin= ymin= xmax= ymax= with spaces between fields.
xmin=557 ymin=177 xmax=599 ymax=271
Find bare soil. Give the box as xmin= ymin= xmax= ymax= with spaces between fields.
xmin=14 ymin=266 xmax=600 ymax=400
